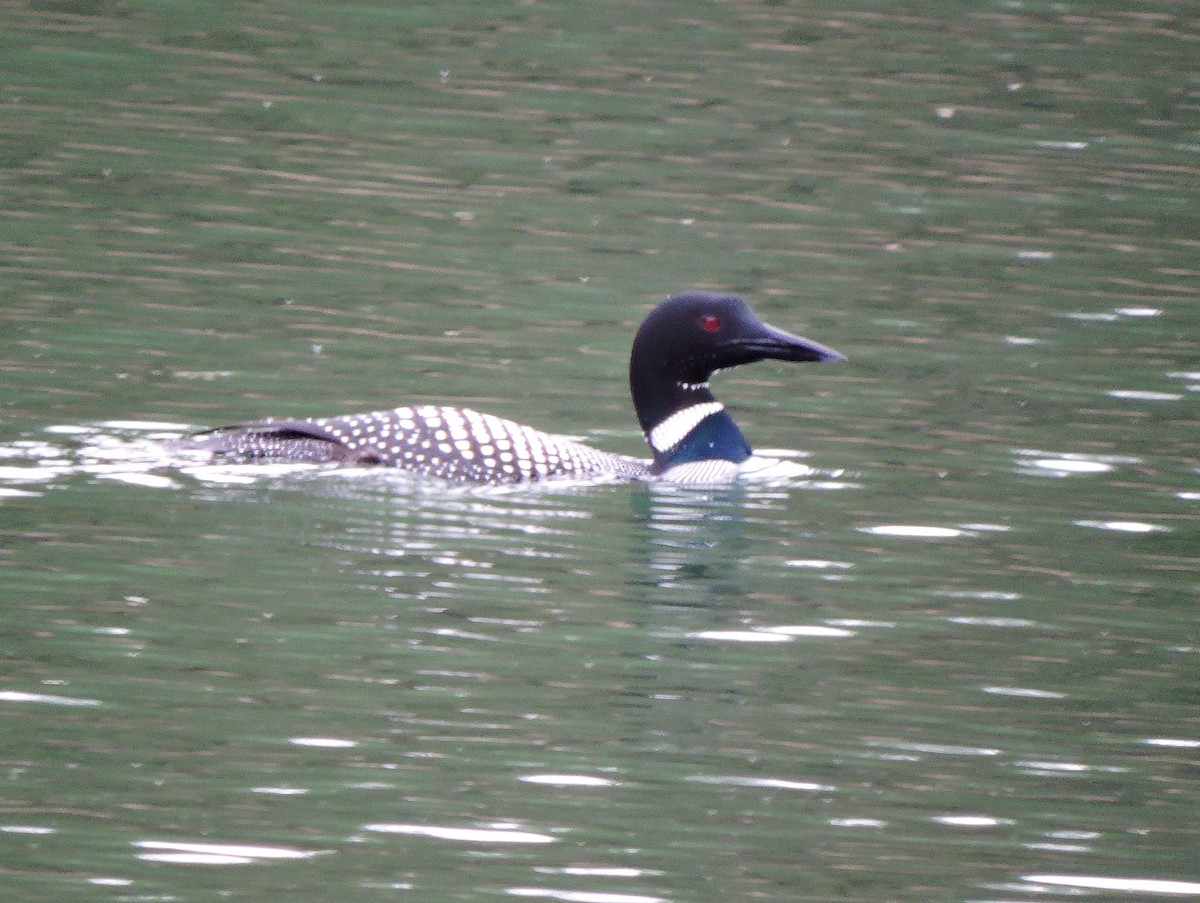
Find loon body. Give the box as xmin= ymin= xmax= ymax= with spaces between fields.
xmin=185 ymin=291 xmax=845 ymax=485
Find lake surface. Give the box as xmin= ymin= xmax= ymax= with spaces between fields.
xmin=1 ymin=2 xmax=1197 ymax=901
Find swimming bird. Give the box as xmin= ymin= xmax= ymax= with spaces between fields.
xmin=184 ymin=291 xmax=845 ymax=484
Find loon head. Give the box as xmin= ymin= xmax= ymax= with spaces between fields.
xmin=628 ymin=291 xmax=846 ymax=471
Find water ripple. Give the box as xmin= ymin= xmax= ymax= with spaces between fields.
xmin=508 ymin=889 xmax=666 ymax=903
xmin=0 ymin=690 xmax=101 ymax=707
xmin=133 ymin=840 xmax=322 ymax=865
xmin=1024 ymin=875 xmax=1200 ymax=895
xmin=364 ymin=823 xmax=557 ymax=843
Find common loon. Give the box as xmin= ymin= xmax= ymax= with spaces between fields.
xmin=184 ymin=291 xmax=845 ymax=484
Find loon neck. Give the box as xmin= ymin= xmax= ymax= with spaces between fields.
xmin=647 ymin=404 xmax=752 ymax=474
xmin=635 ymin=379 xmax=754 ymax=473
xmin=630 ymin=370 xmax=717 ymax=434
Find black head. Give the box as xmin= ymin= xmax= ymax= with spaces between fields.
xmin=628 ymin=291 xmax=846 ymax=434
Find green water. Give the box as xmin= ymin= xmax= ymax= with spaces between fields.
xmin=1 ymin=1 xmax=1197 ymax=901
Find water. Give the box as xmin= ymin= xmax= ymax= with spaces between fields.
xmin=1 ymin=1 xmax=1197 ymax=901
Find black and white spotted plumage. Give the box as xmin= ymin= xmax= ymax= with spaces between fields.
xmin=184 ymin=291 xmax=845 ymax=485
xmin=199 ymin=405 xmax=647 ymax=484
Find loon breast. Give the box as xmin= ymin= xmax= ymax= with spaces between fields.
xmin=191 ymin=405 xmax=648 ymax=484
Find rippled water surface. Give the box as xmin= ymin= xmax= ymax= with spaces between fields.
xmin=2 ymin=2 xmax=1197 ymax=901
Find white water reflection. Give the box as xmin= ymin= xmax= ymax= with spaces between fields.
xmin=0 ymin=690 xmax=101 ymax=706
xmin=1074 ymin=520 xmax=1168 ymax=533
xmin=1024 ymin=875 xmax=1200 ymax=895
xmin=1026 ymin=829 xmax=1098 ymax=851
xmin=1025 ymin=840 xmax=1093 ymax=852
xmin=1107 ymin=390 xmax=1183 ymax=401
xmin=764 ymin=624 xmax=856 ymax=638
xmin=289 ymin=737 xmax=358 ymax=748
xmin=133 ymin=840 xmax=321 ymax=864
xmin=688 ymin=630 xmax=791 ymax=643
xmin=830 ymin=818 xmax=887 ymax=828
xmin=687 ymin=775 xmax=835 ymax=792
xmin=1145 ymin=738 xmax=1200 ymax=749
xmin=1014 ymin=760 xmax=1128 ymax=776
xmin=508 ymin=889 xmax=666 ymax=903
xmin=933 ymin=815 xmax=1013 ymax=827
xmin=535 ymin=868 xmax=663 ymax=878
xmin=934 ymin=590 xmax=1021 ymax=601
xmin=1067 ymin=307 xmax=1164 ymax=322
xmin=520 ymin=774 xmax=618 ymax=787
xmin=688 ymin=623 xmax=855 ymax=642
xmin=982 ymin=686 xmax=1066 ymax=699
xmin=97 ymin=420 xmax=195 ymax=431
xmin=0 ymin=465 xmax=69 ymax=483
xmin=92 ymin=470 xmax=180 ymax=488
xmin=1028 ymin=458 xmax=1112 ymax=474
xmin=871 ymin=741 xmax=1001 ymax=757
xmin=785 ymin=558 xmax=853 ymax=569
xmin=1014 ymin=448 xmax=1141 ymax=478
xmin=860 ymin=525 xmax=967 ymax=538
xmin=946 ymin=617 xmax=1038 ymax=628
xmin=364 ymin=823 xmax=557 ymax=843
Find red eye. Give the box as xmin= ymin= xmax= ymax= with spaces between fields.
xmin=700 ymin=313 xmax=721 ymax=332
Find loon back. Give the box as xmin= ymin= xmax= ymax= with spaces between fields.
xmin=184 ymin=291 xmax=845 ymax=484
xmin=195 ymin=405 xmax=648 ymax=483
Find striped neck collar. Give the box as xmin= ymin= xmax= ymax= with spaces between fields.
xmin=646 ymin=402 xmax=752 ymax=474
xmin=648 ymin=401 xmax=725 ymax=454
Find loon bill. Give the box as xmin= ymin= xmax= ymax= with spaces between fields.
xmin=183 ymin=291 xmax=846 ymax=484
